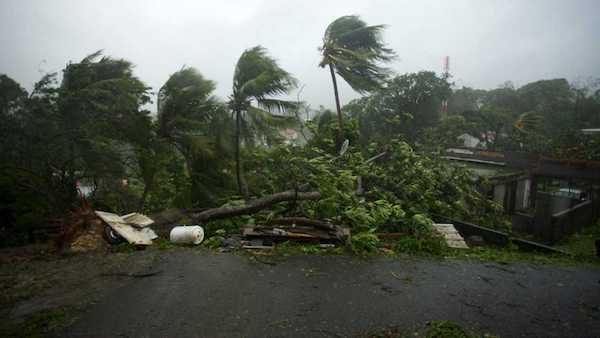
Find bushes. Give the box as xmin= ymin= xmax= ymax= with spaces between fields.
xmin=351 ymin=230 xmax=380 ymax=254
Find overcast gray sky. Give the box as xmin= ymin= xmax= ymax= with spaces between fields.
xmin=1 ymin=0 xmax=599 ymax=111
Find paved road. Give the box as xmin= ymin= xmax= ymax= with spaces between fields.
xmin=63 ymin=251 xmax=600 ymax=337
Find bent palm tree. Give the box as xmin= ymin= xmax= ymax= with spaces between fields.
xmin=157 ymin=67 xmax=224 ymax=164
xmin=229 ymin=46 xmax=298 ymax=196
xmin=157 ymin=67 xmax=233 ymax=204
xmin=319 ymin=15 xmax=395 ymax=143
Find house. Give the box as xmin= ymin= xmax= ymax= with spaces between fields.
xmin=443 ymin=148 xmax=600 ymax=244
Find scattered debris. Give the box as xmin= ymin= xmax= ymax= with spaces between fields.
xmin=169 ymin=225 xmax=204 ymax=245
xmin=121 ymin=213 xmax=154 ymax=228
xmin=241 ymin=217 xmax=350 ymax=247
xmin=70 ymin=218 xmax=106 ymax=252
xmin=218 ymin=235 xmax=242 ymax=252
xmin=242 ymin=238 xmax=274 ymax=250
xmin=95 ymin=211 xmax=158 ymax=246
xmin=433 ymin=223 xmax=469 ymax=249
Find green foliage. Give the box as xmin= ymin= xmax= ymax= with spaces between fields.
xmin=201 ymin=228 xmax=228 ymax=249
xmin=0 ymin=53 xmax=153 ymax=244
xmin=0 ymin=74 xmax=27 ymax=116
xmin=347 ymin=72 xmax=452 ymax=145
xmin=425 ymin=320 xmax=472 ymax=338
xmin=230 ymin=46 xmax=298 ymax=143
xmin=157 ymin=67 xmax=234 ymax=207
xmin=351 ymin=230 xmax=380 ymax=254
xmin=244 ymin=135 xmax=504 ymax=242
xmin=447 ymin=77 xmax=600 ymax=159
xmin=320 ymin=15 xmax=395 ymax=93
xmin=555 ymin=221 xmax=600 ymax=258
xmin=394 ymin=234 xmax=446 ymax=256
xmin=344 ymin=199 xmax=405 ymax=230
xmin=420 ymin=115 xmax=469 ymax=152
xmin=446 ymin=245 xmax=595 ymax=266
xmin=307 ymin=109 xmax=361 ymax=154
xmin=229 ymin=46 xmax=298 ymax=194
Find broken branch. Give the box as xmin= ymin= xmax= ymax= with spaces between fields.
xmin=191 ymin=190 xmax=321 ymax=223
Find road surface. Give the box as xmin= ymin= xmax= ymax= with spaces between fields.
xmin=63 ymin=251 xmax=600 ymax=337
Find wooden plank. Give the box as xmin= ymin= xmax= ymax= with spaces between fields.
xmin=434 ymin=223 xmax=469 ymax=249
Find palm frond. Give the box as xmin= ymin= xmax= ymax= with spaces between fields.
xmin=320 ymin=15 xmax=395 ymax=93
xmin=233 ymin=46 xmax=297 ymax=101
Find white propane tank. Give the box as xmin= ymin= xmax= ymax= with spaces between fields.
xmin=169 ymin=225 xmax=204 ymax=245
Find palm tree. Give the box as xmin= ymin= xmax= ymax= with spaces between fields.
xmin=319 ymin=15 xmax=395 ymax=144
xmin=229 ymin=46 xmax=298 ymax=196
xmin=157 ymin=67 xmax=233 ymax=204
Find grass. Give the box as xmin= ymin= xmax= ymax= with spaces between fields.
xmin=364 ymin=320 xmax=497 ymax=338
xmin=555 ymin=223 xmax=599 ymax=258
xmin=264 ymin=234 xmax=599 ymax=266
xmin=444 ymin=244 xmax=598 ymax=266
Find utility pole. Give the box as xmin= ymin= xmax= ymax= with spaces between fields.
xmin=441 ymin=56 xmax=450 ymax=117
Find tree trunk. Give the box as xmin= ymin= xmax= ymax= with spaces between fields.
xmin=139 ymin=183 xmax=151 ymax=211
xmin=235 ymin=109 xmax=243 ymax=196
xmin=328 ymin=64 xmax=344 ymax=147
xmin=191 ymin=190 xmax=321 ymax=223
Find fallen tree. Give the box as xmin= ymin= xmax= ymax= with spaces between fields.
xmin=191 ymin=190 xmax=321 ymax=223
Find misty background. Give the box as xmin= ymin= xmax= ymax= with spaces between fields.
xmin=1 ymin=0 xmax=599 ymax=112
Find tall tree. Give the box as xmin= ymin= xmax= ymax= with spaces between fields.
xmin=0 ymin=74 xmax=27 ymax=116
xmin=157 ymin=67 xmax=232 ymax=206
xmin=348 ymin=72 xmax=451 ymax=145
xmin=229 ymin=46 xmax=297 ymax=196
xmin=319 ymin=15 xmax=395 ymax=144
xmin=0 ymin=52 xmax=152 ymax=241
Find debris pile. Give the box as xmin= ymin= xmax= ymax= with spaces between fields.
xmin=70 ymin=218 xmax=106 ymax=252
xmin=95 ymin=211 xmax=158 ymax=246
xmin=240 ymin=217 xmax=350 ymax=249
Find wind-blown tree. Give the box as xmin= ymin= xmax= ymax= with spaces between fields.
xmin=319 ymin=15 xmax=395 ymax=143
xmin=0 ymin=52 xmax=152 ymax=242
xmin=157 ymin=67 xmax=233 ymax=206
xmin=0 ymin=74 xmax=27 ymax=116
xmin=345 ymin=72 xmax=451 ymax=146
xmin=229 ymin=46 xmax=298 ymax=196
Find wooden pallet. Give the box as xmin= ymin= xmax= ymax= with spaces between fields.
xmin=433 ymin=223 xmax=469 ymax=249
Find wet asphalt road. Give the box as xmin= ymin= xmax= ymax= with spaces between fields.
xmin=63 ymin=251 xmax=600 ymax=337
